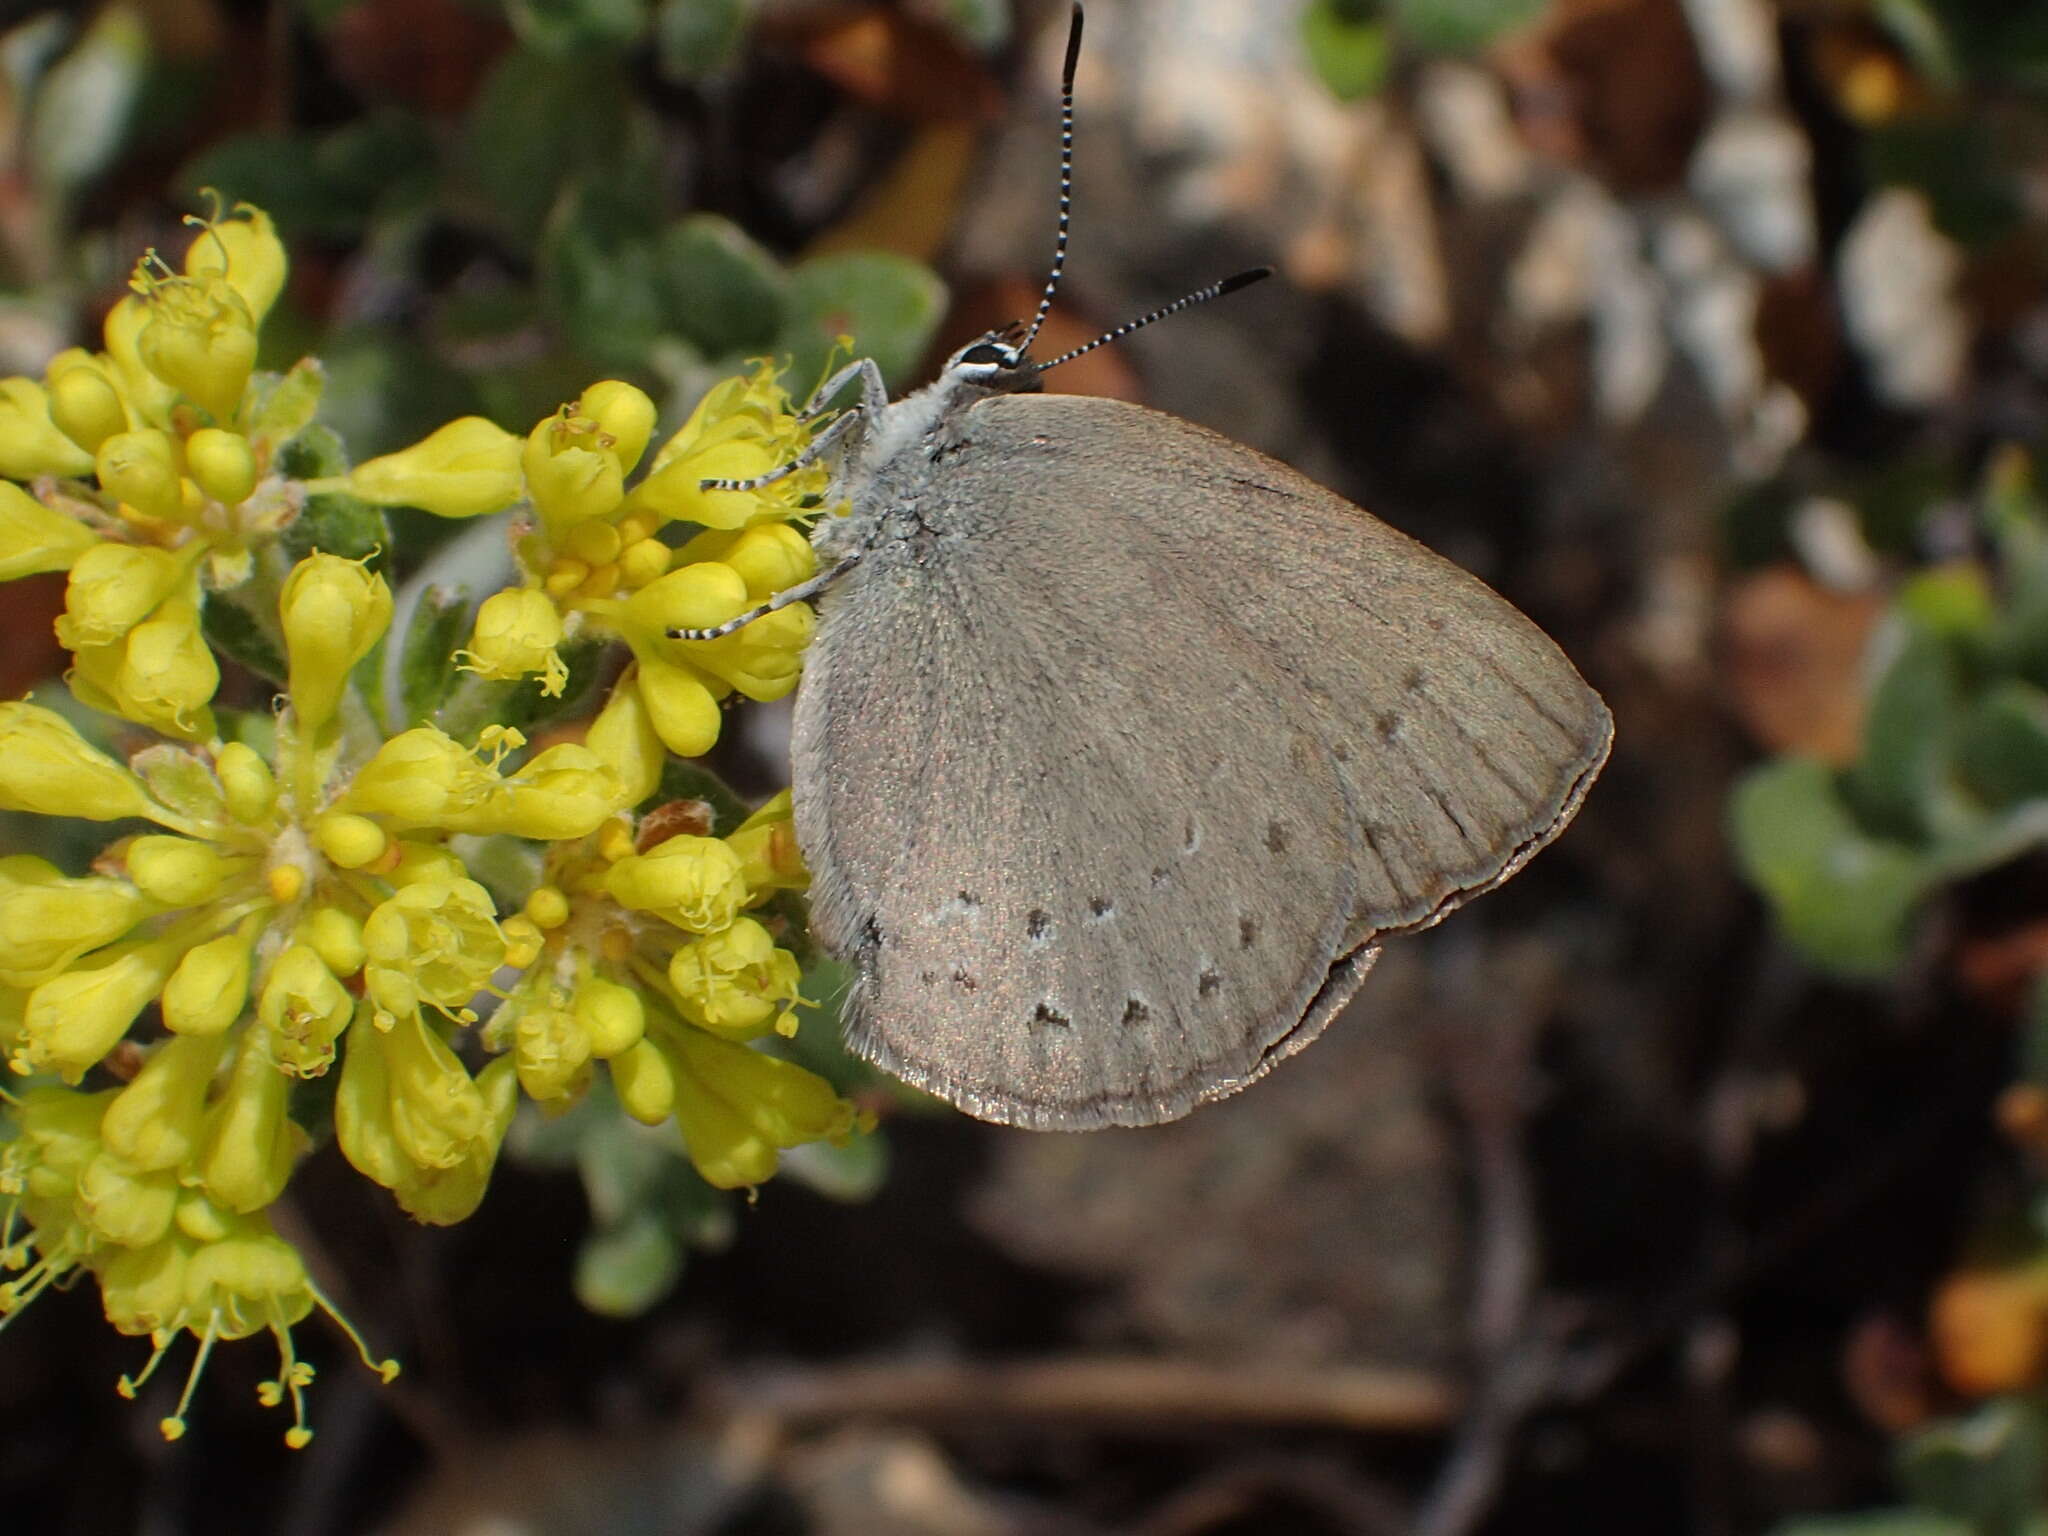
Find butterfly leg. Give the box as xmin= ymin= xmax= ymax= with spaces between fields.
xmin=667 ymin=551 xmax=865 ymax=641
xmin=696 ymin=360 xmax=890 ymax=494
xmin=798 ymin=357 xmax=889 ymax=422
xmin=697 ymin=407 xmax=863 ymax=494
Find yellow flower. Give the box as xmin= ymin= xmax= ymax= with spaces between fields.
xmin=455 ymin=587 xmax=569 ymax=696
xmin=257 ymin=944 xmax=354 ymax=1077
xmin=576 ymin=974 xmax=646 ymax=1059
xmin=134 ymin=268 xmax=259 ymax=422
xmin=348 ymin=416 xmax=523 ymax=518
xmin=56 ymin=543 xmax=187 ymax=649
xmin=578 ymin=380 xmax=657 ymax=475
xmin=67 ymin=591 xmax=220 ymax=741
xmin=0 ymin=376 xmax=97 ymax=479
xmin=0 ymin=702 xmax=158 ymax=820
xmin=668 ymin=916 xmax=803 ymax=1038
xmin=605 ymin=835 xmax=748 ymax=934
xmin=667 ymin=1027 xmax=856 ymax=1189
xmin=583 ymin=673 xmax=665 ymax=808
xmin=622 ymin=363 xmax=818 ymax=530
xmin=511 ymin=999 xmax=591 ymax=1102
xmin=185 ymin=427 xmax=258 ymax=506
xmin=631 ymin=654 xmax=724 ymax=758
xmin=93 ymin=428 xmax=185 ymax=524
xmin=183 ymin=201 xmax=287 ymax=326
xmin=726 ymin=789 xmax=808 ymax=898
xmin=100 ymin=294 xmax=180 ymax=429
xmin=361 ymin=877 xmax=505 ymax=1027
xmin=523 ymin=408 xmax=625 ymax=541
xmin=123 ymin=835 xmax=254 ymax=907
xmin=45 ymin=351 xmax=130 ymax=456
xmin=161 ymin=923 xmax=256 ymax=1036
xmin=16 ymin=938 xmax=182 ymax=1081
xmin=100 ymin=1032 xmax=229 ymax=1173
xmin=337 ymin=1012 xmax=513 ymax=1224
xmin=0 ymin=855 xmax=147 ymax=988
xmin=197 ymin=1032 xmax=306 ymax=1214
xmin=280 ymin=553 xmax=392 ymax=735
xmin=610 ymin=1036 xmax=676 ymax=1124
xmin=0 ymin=481 xmax=99 ymax=580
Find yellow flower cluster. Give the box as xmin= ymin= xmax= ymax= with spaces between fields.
xmin=0 ymin=197 xmax=864 ymax=1447
xmin=0 ymin=200 xmax=315 ymax=741
xmin=350 ymin=368 xmax=825 ymax=755
xmin=491 ymin=772 xmax=859 ymax=1191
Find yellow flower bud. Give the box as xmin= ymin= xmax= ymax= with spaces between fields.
xmin=669 ymin=917 xmax=802 ymax=1038
xmin=391 ymin=1054 xmax=516 ymax=1226
xmin=123 ymin=834 xmax=252 ymax=906
xmin=0 ymin=855 xmax=145 ymax=988
xmin=565 ymin=517 xmax=622 ymax=566
xmin=0 ymin=481 xmax=98 ymax=579
xmin=46 ymin=352 xmax=129 ymax=454
xmin=162 ymin=924 xmax=254 ymax=1034
xmin=578 ymin=380 xmax=656 ymax=475
xmin=185 ymin=426 xmax=258 ymax=505
xmin=606 ymin=836 xmax=748 ymax=934
xmin=198 ymin=1033 xmax=305 ymax=1213
xmin=381 ymin=1010 xmax=488 ymax=1169
xmin=725 ymin=789 xmax=808 ymax=898
xmin=297 ymin=904 xmax=366 ymax=978
xmin=281 ymin=553 xmax=392 ymax=736
xmin=67 ymin=593 xmax=220 ymax=741
xmin=136 ymin=274 xmax=258 ymax=422
xmin=625 ymin=560 xmax=749 ymax=636
xmin=585 ymin=672 xmax=665 ymax=808
xmin=334 ymin=1014 xmax=407 ymax=1190
xmin=184 ymin=204 xmax=287 ymax=326
xmin=77 ymin=1151 xmax=180 ymax=1247
xmin=102 ymin=1032 xmax=229 ymax=1172
xmin=18 ymin=939 xmax=179 ymax=1081
xmin=721 ymin=522 xmax=818 ymax=600
xmin=0 ymin=701 xmax=154 ymax=820
xmin=312 ymin=810 xmax=389 ymax=870
xmin=94 ymin=428 xmax=184 ymax=523
xmin=0 ymin=376 xmax=96 ymax=478
xmin=384 ymin=839 xmax=465 ymax=889
xmin=513 ymin=1000 xmax=591 ymax=1102
xmin=100 ymin=295 xmax=179 ymax=428
xmin=215 ymin=741 xmax=277 ymax=824
xmin=682 ymin=603 xmax=812 ymax=703
xmin=575 ymin=975 xmax=645 ymax=1058
xmin=611 ymin=1037 xmax=676 ymax=1124
xmin=454 ymin=587 xmax=568 ymax=697
xmin=257 ymin=945 xmax=354 ymax=1076
xmin=98 ymin=1230 xmax=190 ymax=1336
xmin=361 ymin=878 xmax=505 ymax=1027
xmin=339 ymin=726 xmax=472 ymax=824
xmin=523 ymin=412 xmax=623 ymax=539
xmin=57 ymin=542 xmax=185 ymax=649
xmin=617 ymin=536 xmax=671 ymax=588
xmin=523 ymin=885 xmax=570 ymax=929
xmin=633 ymin=655 xmax=723 ymax=757
xmin=670 ymin=1026 xmax=855 ymax=1189
xmin=349 ymin=416 xmax=523 ymax=519
xmin=444 ymin=742 xmax=622 ymax=840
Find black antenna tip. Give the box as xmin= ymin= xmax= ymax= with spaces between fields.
xmin=1063 ymin=4 xmax=1085 ymax=84
xmin=1216 ymin=266 xmax=1274 ymax=298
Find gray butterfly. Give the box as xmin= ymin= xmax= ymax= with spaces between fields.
xmin=676 ymin=5 xmax=1611 ymax=1131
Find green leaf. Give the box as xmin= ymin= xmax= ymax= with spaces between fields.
xmin=1898 ymin=565 xmax=1996 ymax=641
xmin=1846 ymin=624 xmax=1961 ymax=841
xmin=1872 ymin=0 xmax=1960 ymax=88
xmin=128 ymin=745 xmax=226 ymax=827
xmin=1390 ymin=0 xmax=1547 ymax=54
xmin=779 ymin=1126 xmax=889 ymax=1202
xmin=26 ymin=6 xmax=147 ymax=194
xmin=575 ymin=1109 xmax=674 ymax=1224
xmin=460 ymin=48 xmax=636 ymax=247
xmin=653 ymin=0 xmax=748 ymax=81
xmin=202 ymin=584 xmax=288 ymax=686
xmin=509 ymin=0 xmax=650 ymax=53
xmin=654 ymin=214 xmax=788 ymax=360
xmin=1730 ymin=757 xmax=1930 ymax=977
xmin=1302 ymin=0 xmax=1392 ymax=101
xmin=397 ymin=585 xmax=475 ymax=728
xmin=539 ymin=219 xmax=668 ymax=370
xmin=244 ymin=360 xmax=327 ymax=453
xmin=574 ymin=1211 xmax=682 ymax=1317
xmin=928 ymin=0 xmax=1011 ymax=51
xmin=1898 ymin=1398 xmax=2048 ymax=1536
xmin=781 ymin=252 xmax=947 ymax=392
xmin=179 ymin=111 xmax=435 ymax=240
xmin=1958 ymin=680 xmax=2048 ymax=809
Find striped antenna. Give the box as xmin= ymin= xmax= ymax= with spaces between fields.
xmin=1030 ymin=267 xmax=1273 ymax=375
xmin=1018 ymin=3 xmax=1085 ymax=357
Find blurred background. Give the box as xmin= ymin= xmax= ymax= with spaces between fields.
xmin=5 ymin=0 xmax=2048 ymax=1532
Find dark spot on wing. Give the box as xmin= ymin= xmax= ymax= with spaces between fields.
xmin=1026 ymin=908 xmax=1052 ymax=940
xmin=1239 ymin=917 xmax=1257 ymax=949
xmin=1198 ymin=969 xmax=1223 ymax=997
xmin=1265 ymin=821 xmax=1288 ymax=853
xmin=1031 ymin=1002 xmax=1071 ymax=1030
xmin=1089 ymin=897 xmax=1113 ymax=919
xmin=953 ymin=969 xmax=978 ymax=992
xmin=1122 ymin=998 xmax=1149 ymax=1026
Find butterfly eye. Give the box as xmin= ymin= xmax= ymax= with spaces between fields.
xmin=957 ymin=341 xmax=1020 ymax=369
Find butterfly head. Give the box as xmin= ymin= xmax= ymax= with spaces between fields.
xmin=941 ymin=328 xmax=1044 ymax=396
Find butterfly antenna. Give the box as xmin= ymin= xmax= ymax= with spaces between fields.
xmin=1018 ymin=2 xmax=1085 ymax=358
xmin=1031 ymin=267 xmax=1273 ymax=375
